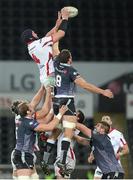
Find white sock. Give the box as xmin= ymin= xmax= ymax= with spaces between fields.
xmin=31 ymin=172 xmax=39 ymax=180
xmin=17 ymin=176 xmax=31 ymax=180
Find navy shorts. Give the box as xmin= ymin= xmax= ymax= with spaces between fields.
xmin=53 ymin=97 xmax=76 ymax=116
xmin=12 ymin=149 xmax=34 ymax=170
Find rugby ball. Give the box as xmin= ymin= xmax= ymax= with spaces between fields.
xmin=62 ymin=6 xmax=78 ymax=18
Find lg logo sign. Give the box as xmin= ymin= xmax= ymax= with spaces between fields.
xmin=10 ymin=74 xmax=35 ymax=91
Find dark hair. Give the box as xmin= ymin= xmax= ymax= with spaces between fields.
xmin=57 ymin=49 xmax=71 ymax=63
xmin=18 ymin=102 xmax=29 ymax=117
xmin=11 ymin=100 xmax=22 ymax=115
xmin=100 ymin=121 xmax=110 ymax=134
xmin=77 ymin=110 xmax=85 ymax=123
xmin=21 ymin=29 xmax=34 ymax=44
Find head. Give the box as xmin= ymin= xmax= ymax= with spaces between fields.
xmin=76 ymin=110 xmax=85 ymax=123
xmin=17 ymin=102 xmax=35 ymax=118
xmin=101 ymin=116 xmax=112 ymax=126
xmin=95 ymin=121 xmax=110 ymax=134
xmin=58 ymin=49 xmax=72 ymax=64
xmin=11 ymin=100 xmax=23 ymax=115
xmin=21 ymin=29 xmax=39 ymax=44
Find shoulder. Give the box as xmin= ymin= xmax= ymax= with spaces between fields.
xmin=25 ymin=118 xmax=39 ymax=128
xmin=40 ymin=36 xmax=53 ymax=45
xmin=109 ymin=128 xmax=123 ymax=136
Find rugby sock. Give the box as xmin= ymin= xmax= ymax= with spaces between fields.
xmin=12 ymin=176 xmax=18 ymax=180
xmin=60 ymin=138 xmax=71 ymax=164
xmin=31 ymin=172 xmax=39 ymax=180
xmin=17 ymin=176 xmax=31 ymax=180
xmin=43 ymin=139 xmax=56 ymax=164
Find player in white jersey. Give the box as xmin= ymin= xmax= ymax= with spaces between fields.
xmin=54 ymin=129 xmax=79 ymax=179
xmin=21 ymin=9 xmax=69 ymax=90
xmin=88 ymin=116 xmax=129 ymax=180
xmin=54 ymin=110 xmax=90 ymax=179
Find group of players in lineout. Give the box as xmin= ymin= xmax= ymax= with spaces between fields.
xmin=11 ymin=9 xmax=129 ymax=180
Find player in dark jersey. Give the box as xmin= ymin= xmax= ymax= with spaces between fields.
xmin=10 ymin=85 xmax=52 ymax=180
xmin=40 ymin=41 xmax=114 ymax=176
xmin=76 ymin=121 xmax=124 ymax=179
xmin=12 ymin=101 xmax=68 ymax=180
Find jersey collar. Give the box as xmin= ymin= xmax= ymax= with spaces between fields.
xmin=60 ymin=63 xmax=71 ymax=66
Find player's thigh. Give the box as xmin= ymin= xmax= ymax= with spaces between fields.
xmin=11 ymin=149 xmax=17 ymax=171
xmin=17 ymin=169 xmax=33 ymax=176
xmin=63 ymin=115 xmax=77 ymax=123
xmin=53 ymin=97 xmax=76 ymax=116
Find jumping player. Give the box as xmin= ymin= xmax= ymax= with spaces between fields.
xmin=44 ymin=41 xmax=114 ymax=176
xmin=21 ymin=9 xmax=69 ymax=91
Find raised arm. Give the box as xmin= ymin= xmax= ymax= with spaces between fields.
xmin=52 ymin=8 xmax=69 ymax=43
xmin=35 ymin=87 xmax=52 ymax=119
xmin=34 ymin=105 xmax=68 ymax=132
xmin=75 ymin=77 xmax=114 ymax=98
xmin=46 ymin=12 xmax=62 ymax=37
xmin=74 ymin=135 xmax=90 ymax=146
xmin=76 ymin=122 xmax=92 ymax=138
xmin=29 ymin=85 xmax=45 ymax=110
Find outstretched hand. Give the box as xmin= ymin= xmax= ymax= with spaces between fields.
xmin=59 ymin=105 xmax=68 ymax=115
xmin=61 ymin=7 xmax=69 ymax=20
xmin=55 ymin=11 xmax=62 ymax=29
xmin=103 ymin=89 xmax=114 ymax=98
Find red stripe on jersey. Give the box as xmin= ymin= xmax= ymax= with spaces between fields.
xmin=46 ymin=60 xmax=50 ymax=76
xmin=46 ymin=52 xmax=53 ymax=76
xmin=120 ymin=138 xmax=126 ymax=145
xmin=42 ymin=39 xmax=53 ymax=47
xmin=70 ymin=147 xmax=74 ymax=160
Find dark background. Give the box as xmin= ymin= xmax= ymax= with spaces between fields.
xmin=0 ymin=0 xmax=133 ymax=61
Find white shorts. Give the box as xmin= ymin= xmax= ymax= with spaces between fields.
xmin=54 ymin=156 xmax=76 ymax=179
xmin=94 ymin=166 xmax=103 ymax=178
xmin=11 ymin=149 xmax=37 ymax=170
xmin=40 ymin=75 xmax=55 ymax=87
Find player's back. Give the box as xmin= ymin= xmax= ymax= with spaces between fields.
xmin=15 ymin=118 xmax=36 ymax=154
xmin=92 ymin=133 xmax=124 ymax=174
xmin=54 ymin=60 xmax=80 ymax=97
xmin=28 ymin=36 xmax=54 ymax=77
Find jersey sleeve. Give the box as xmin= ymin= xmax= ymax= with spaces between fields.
xmin=40 ymin=36 xmax=53 ymax=46
xmin=119 ymin=133 xmax=127 ymax=147
xmin=26 ymin=119 xmax=39 ymax=130
xmin=70 ymin=67 xmax=80 ymax=81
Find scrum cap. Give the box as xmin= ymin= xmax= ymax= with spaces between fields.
xmin=21 ymin=29 xmax=34 ymax=43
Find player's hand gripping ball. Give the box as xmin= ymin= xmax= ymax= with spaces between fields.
xmin=61 ymin=6 xmax=78 ymax=18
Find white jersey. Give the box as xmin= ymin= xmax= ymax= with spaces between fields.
xmin=56 ymin=129 xmax=80 ymax=160
xmin=108 ymin=128 xmax=127 ymax=163
xmin=15 ymin=114 xmax=21 ymax=140
xmin=28 ymin=36 xmax=54 ymax=84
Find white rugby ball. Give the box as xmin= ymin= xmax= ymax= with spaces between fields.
xmin=62 ymin=6 xmax=78 ymax=18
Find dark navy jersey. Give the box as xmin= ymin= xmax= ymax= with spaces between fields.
xmin=54 ymin=58 xmax=80 ymax=97
xmin=92 ymin=130 xmax=124 ymax=174
xmin=15 ymin=117 xmax=39 ymax=154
